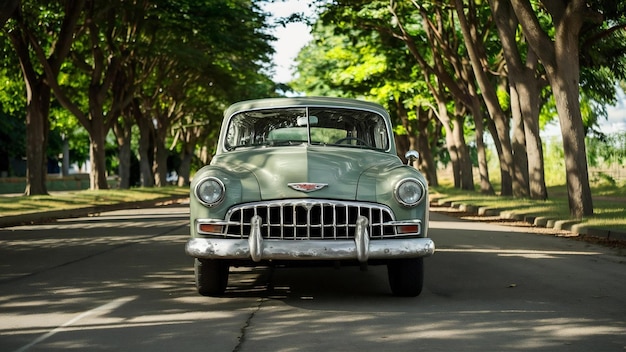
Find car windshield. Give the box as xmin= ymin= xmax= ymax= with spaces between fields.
xmin=225 ymin=107 xmax=390 ymax=151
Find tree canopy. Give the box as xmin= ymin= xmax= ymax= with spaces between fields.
xmin=1 ymin=0 xmax=279 ymax=193
xmin=292 ymin=0 xmax=626 ymax=218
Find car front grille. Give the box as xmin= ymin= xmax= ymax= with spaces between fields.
xmin=222 ymin=199 xmax=399 ymax=240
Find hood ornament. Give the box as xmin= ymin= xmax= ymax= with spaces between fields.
xmin=288 ymin=183 xmax=328 ymax=192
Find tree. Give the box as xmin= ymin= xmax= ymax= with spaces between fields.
xmin=509 ymin=0 xmax=598 ymax=217
xmin=488 ymin=0 xmax=548 ymax=200
xmin=42 ymin=0 xmax=131 ymax=190
xmin=135 ymin=0 xmax=276 ymax=186
xmin=452 ymin=0 xmax=517 ymax=196
xmin=308 ymin=1 xmax=480 ymax=190
xmin=3 ymin=0 xmax=84 ymax=195
xmin=2 ymin=0 xmax=278 ymax=192
xmin=387 ymin=1 xmax=477 ymax=190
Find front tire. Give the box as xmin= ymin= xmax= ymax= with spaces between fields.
xmin=387 ymin=258 xmax=424 ymax=297
xmin=195 ymin=259 xmax=229 ymax=296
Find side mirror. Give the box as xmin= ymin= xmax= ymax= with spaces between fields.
xmin=405 ymin=150 xmax=419 ymax=165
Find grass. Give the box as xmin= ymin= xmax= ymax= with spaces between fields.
xmin=0 ymin=186 xmax=189 ymax=217
xmin=430 ymin=181 xmax=626 ymax=232
xmin=1 ymin=181 xmax=624 ymax=233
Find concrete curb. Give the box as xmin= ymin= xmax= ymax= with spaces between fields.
xmin=429 ymin=197 xmax=626 ymax=242
xmin=0 ymin=196 xmax=189 ymax=228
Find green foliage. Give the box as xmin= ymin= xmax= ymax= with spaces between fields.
xmin=542 ymin=131 xmax=626 ymax=187
xmin=543 ymin=137 xmax=566 ymax=186
xmin=586 ymin=132 xmax=626 ymax=167
xmin=0 ymin=67 xmax=24 ymax=114
xmin=67 ymin=128 xmax=90 ymax=168
xmin=292 ymin=3 xmax=434 ymax=118
xmin=0 ymin=65 xmax=25 ymax=171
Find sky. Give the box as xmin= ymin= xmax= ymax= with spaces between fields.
xmin=263 ymin=2 xmax=626 ymax=134
xmin=605 ymin=88 xmax=626 ymax=133
xmin=262 ymin=0 xmax=314 ymax=84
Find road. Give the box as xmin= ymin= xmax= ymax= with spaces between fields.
xmin=0 ymin=203 xmax=624 ymax=351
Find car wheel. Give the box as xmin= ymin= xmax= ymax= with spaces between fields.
xmin=195 ymin=258 xmax=229 ymax=296
xmin=387 ymin=258 xmax=424 ymax=297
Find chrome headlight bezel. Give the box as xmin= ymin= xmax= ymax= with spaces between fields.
xmin=394 ymin=178 xmax=425 ymax=207
xmin=194 ymin=177 xmax=226 ymax=207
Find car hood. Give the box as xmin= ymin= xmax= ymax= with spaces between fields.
xmin=210 ymin=145 xmax=401 ymax=200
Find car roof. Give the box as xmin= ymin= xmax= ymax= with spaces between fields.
xmin=223 ymin=96 xmax=390 ymax=119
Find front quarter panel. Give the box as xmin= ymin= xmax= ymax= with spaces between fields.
xmin=357 ymin=164 xmax=429 ymax=236
xmin=189 ymin=164 xmax=260 ymax=237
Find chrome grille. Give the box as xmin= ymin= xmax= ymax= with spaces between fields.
xmin=223 ymin=199 xmax=397 ymax=240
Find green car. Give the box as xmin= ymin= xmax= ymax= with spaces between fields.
xmin=186 ymin=97 xmax=434 ymax=296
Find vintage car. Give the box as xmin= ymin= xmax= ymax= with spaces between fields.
xmin=186 ymin=97 xmax=434 ymax=296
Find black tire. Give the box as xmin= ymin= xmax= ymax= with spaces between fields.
xmin=387 ymin=257 xmax=424 ymax=297
xmin=195 ymin=258 xmax=229 ymax=296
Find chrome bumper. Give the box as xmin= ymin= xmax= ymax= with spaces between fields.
xmin=186 ymin=215 xmax=434 ymax=263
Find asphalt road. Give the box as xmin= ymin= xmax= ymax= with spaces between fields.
xmin=0 ymin=204 xmax=624 ymax=351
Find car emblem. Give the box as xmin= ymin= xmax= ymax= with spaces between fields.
xmin=288 ymin=183 xmax=328 ymax=192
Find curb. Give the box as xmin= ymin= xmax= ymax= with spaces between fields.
xmin=429 ymin=197 xmax=626 ymax=242
xmin=0 ymin=196 xmax=189 ymax=228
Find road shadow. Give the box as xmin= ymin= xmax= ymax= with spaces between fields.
xmin=1 ymin=207 xmax=624 ymax=351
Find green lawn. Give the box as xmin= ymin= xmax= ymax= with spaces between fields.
xmin=0 ymin=186 xmax=189 ymax=217
xmin=430 ymin=183 xmax=626 ymax=232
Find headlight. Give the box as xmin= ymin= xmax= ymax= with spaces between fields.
xmin=394 ymin=178 xmax=425 ymax=207
xmin=195 ymin=177 xmax=225 ymax=206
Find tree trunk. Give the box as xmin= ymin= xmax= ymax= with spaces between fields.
xmin=153 ymin=139 xmax=169 ymax=187
xmin=520 ymin=94 xmax=547 ymax=199
xmin=490 ymin=0 xmax=547 ymax=200
xmin=24 ymin=81 xmax=50 ymax=196
xmin=473 ymin=109 xmax=494 ymax=194
xmin=151 ymin=113 xmax=170 ymax=187
xmin=510 ymin=0 xmax=593 ymax=217
xmin=510 ymin=85 xmax=530 ymax=197
xmin=199 ymin=145 xmax=211 ymax=166
xmin=8 ymin=25 xmax=50 ymax=196
xmin=452 ymin=115 xmax=474 ymax=190
xmin=468 ymin=85 xmax=494 ymax=194
xmin=113 ymin=117 xmax=132 ymax=189
xmin=177 ymin=134 xmax=195 ymax=187
xmin=552 ymin=58 xmax=593 ymax=217
xmin=134 ymin=110 xmax=154 ymax=187
xmin=88 ymin=115 xmax=109 ymax=190
xmin=118 ymin=139 xmax=131 ymax=189
xmin=417 ymin=108 xmax=438 ymax=186
xmin=516 ymin=52 xmax=547 ymax=200
xmin=436 ymin=98 xmax=461 ymax=187
xmin=552 ymin=13 xmax=593 ymax=218
xmin=453 ymin=0 xmax=513 ymax=195
xmin=61 ymin=135 xmax=70 ymax=176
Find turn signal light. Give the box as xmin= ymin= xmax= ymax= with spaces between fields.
xmin=199 ymin=224 xmax=223 ymax=233
xmin=397 ymin=225 xmax=419 ymax=234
